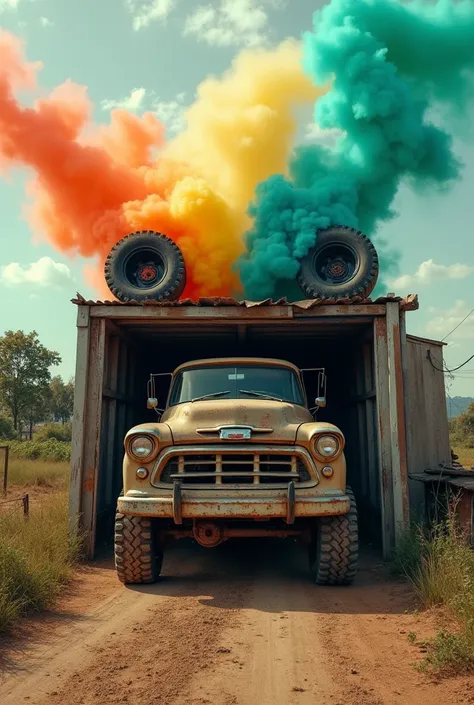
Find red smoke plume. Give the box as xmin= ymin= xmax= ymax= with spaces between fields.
xmin=0 ymin=29 xmax=209 ymax=298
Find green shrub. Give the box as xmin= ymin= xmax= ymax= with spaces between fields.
xmin=4 ymin=439 xmax=71 ymax=462
xmin=0 ymin=415 xmax=15 ymax=440
xmin=34 ymin=423 xmax=72 ymax=443
xmin=449 ymin=402 xmax=474 ymax=449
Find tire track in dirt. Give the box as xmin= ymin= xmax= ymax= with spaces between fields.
xmin=1 ymin=541 xmax=472 ymax=705
xmin=0 ymin=543 xmax=253 ymax=705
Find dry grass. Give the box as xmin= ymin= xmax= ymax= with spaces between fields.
xmin=5 ymin=457 xmax=68 ymax=490
xmin=0 ymin=490 xmax=82 ymax=633
xmin=0 ymin=457 xmax=80 ymax=634
xmin=395 ymin=514 xmax=474 ymax=675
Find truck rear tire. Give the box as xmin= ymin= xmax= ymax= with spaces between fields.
xmin=105 ymin=230 xmax=186 ymax=303
xmin=114 ymin=513 xmax=162 ymax=584
xmin=297 ymin=226 xmax=378 ymax=300
xmin=309 ymin=487 xmax=358 ymax=585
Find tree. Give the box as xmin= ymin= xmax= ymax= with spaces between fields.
xmin=0 ymin=414 xmax=15 ymax=440
xmin=22 ymin=386 xmax=53 ymax=440
xmin=449 ymin=402 xmax=474 ymax=449
xmin=50 ymin=376 xmax=75 ymax=424
xmin=0 ymin=331 xmax=61 ymax=430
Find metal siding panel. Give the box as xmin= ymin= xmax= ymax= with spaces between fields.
xmin=364 ymin=341 xmax=379 ymax=512
xmin=429 ymin=345 xmax=450 ymax=466
xmin=373 ymin=316 xmax=395 ymax=557
xmin=105 ymin=334 xmax=120 ymax=510
xmin=69 ymin=306 xmax=90 ymax=533
xmin=80 ymin=317 xmax=106 ymax=558
xmin=386 ymin=302 xmax=410 ymax=538
xmin=405 ymin=338 xmax=450 ymax=474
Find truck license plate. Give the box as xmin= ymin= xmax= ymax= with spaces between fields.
xmin=220 ymin=428 xmax=251 ymax=440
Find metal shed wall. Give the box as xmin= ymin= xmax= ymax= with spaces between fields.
xmin=70 ymin=294 xmax=420 ymax=560
xmin=404 ymin=334 xmax=451 ymax=517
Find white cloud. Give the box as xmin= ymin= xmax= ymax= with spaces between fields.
xmin=101 ymin=87 xmax=147 ymax=112
xmin=0 ymin=258 xmax=73 ymax=289
xmin=152 ymin=92 xmax=187 ymax=134
xmin=101 ymin=86 xmax=188 ymax=134
xmin=389 ymin=259 xmax=474 ymax=290
xmin=125 ymin=0 xmax=173 ymax=31
xmin=304 ymin=122 xmax=342 ymax=147
xmin=426 ymin=300 xmax=474 ymax=341
xmin=184 ymin=0 xmax=278 ymax=48
xmin=40 ymin=16 xmax=53 ymax=27
xmin=0 ymin=0 xmax=21 ymax=11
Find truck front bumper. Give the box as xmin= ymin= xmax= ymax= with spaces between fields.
xmin=118 ymin=484 xmax=350 ymax=525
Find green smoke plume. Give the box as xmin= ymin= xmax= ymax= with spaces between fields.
xmin=238 ymin=0 xmax=473 ymax=300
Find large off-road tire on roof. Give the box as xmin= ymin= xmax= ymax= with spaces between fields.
xmin=114 ymin=513 xmax=163 ymax=584
xmin=297 ymin=225 xmax=378 ymax=299
xmin=105 ymin=230 xmax=186 ymax=303
xmin=308 ymin=486 xmax=358 ymax=586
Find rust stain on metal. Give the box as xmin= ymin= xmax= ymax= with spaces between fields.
xmin=83 ymin=467 xmax=95 ymax=493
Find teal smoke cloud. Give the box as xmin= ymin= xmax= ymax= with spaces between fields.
xmin=238 ymin=0 xmax=474 ymax=300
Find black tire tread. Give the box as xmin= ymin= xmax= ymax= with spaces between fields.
xmin=311 ymin=486 xmax=359 ymax=586
xmin=105 ymin=230 xmax=186 ymax=303
xmin=297 ymin=226 xmax=379 ymax=300
xmin=114 ymin=512 xmax=161 ymax=585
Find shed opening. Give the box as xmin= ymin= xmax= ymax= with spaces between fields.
xmin=95 ymin=316 xmax=381 ymax=551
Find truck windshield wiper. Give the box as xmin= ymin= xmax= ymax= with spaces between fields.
xmin=239 ymin=389 xmax=283 ymax=402
xmin=191 ymin=390 xmax=230 ymax=402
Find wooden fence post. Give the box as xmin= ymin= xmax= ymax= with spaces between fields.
xmin=2 ymin=445 xmax=9 ymax=496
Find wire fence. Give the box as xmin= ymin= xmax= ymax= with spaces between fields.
xmin=0 ymin=493 xmax=30 ymax=518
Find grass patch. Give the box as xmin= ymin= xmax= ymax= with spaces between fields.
xmin=0 ymin=491 xmax=82 ymax=633
xmin=394 ymin=515 xmax=474 ymax=676
xmin=5 ymin=457 xmax=68 ymax=489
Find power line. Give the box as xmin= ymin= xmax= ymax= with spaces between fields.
xmin=427 ymin=350 xmax=474 ymax=373
xmin=442 ymin=306 xmax=474 ymax=342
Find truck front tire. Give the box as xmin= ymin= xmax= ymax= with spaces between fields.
xmin=309 ymin=487 xmax=358 ymax=585
xmin=114 ymin=513 xmax=162 ymax=584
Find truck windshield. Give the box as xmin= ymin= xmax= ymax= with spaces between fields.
xmin=168 ymin=365 xmax=305 ymax=407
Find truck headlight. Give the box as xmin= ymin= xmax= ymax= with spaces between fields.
xmin=315 ymin=435 xmax=339 ymax=459
xmin=130 ymin=435 xmax=155 ymax=460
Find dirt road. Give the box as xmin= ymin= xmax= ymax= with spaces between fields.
xmin=0 ymin=540 xmax=472 ymax=705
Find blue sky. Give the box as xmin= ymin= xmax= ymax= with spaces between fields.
xmin=0 ymin=0 xmax=473 ymax=397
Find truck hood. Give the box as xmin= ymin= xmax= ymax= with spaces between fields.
xmin=161 ymin=399 xmax=313 ymax=444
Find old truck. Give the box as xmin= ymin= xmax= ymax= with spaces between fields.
xmin=116 ymin=356 xmax=357 ymax=585
xmin=69 ymin=224 xmax=451 ymax=583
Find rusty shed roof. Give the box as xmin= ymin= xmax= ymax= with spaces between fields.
xmin=72 ymin=292 xmax=419 ymax=311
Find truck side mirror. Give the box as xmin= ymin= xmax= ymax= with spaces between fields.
xmin=147 ymin=397 xmax=158 ymax=409
xmin=315 ymin=396 xmax=326 ymax=408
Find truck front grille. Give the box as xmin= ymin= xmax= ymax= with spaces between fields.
xmin=158 ymin=452 xmax=311 ymax=486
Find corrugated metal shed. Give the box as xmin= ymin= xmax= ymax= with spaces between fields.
xmin=69 ymin=291 xmax=450 ymax=560
xmin=72 ymin=292 xmax=419 ymax=310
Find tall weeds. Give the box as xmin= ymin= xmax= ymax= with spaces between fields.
xmin=394 ymin=497 xmax=474 ymax=675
